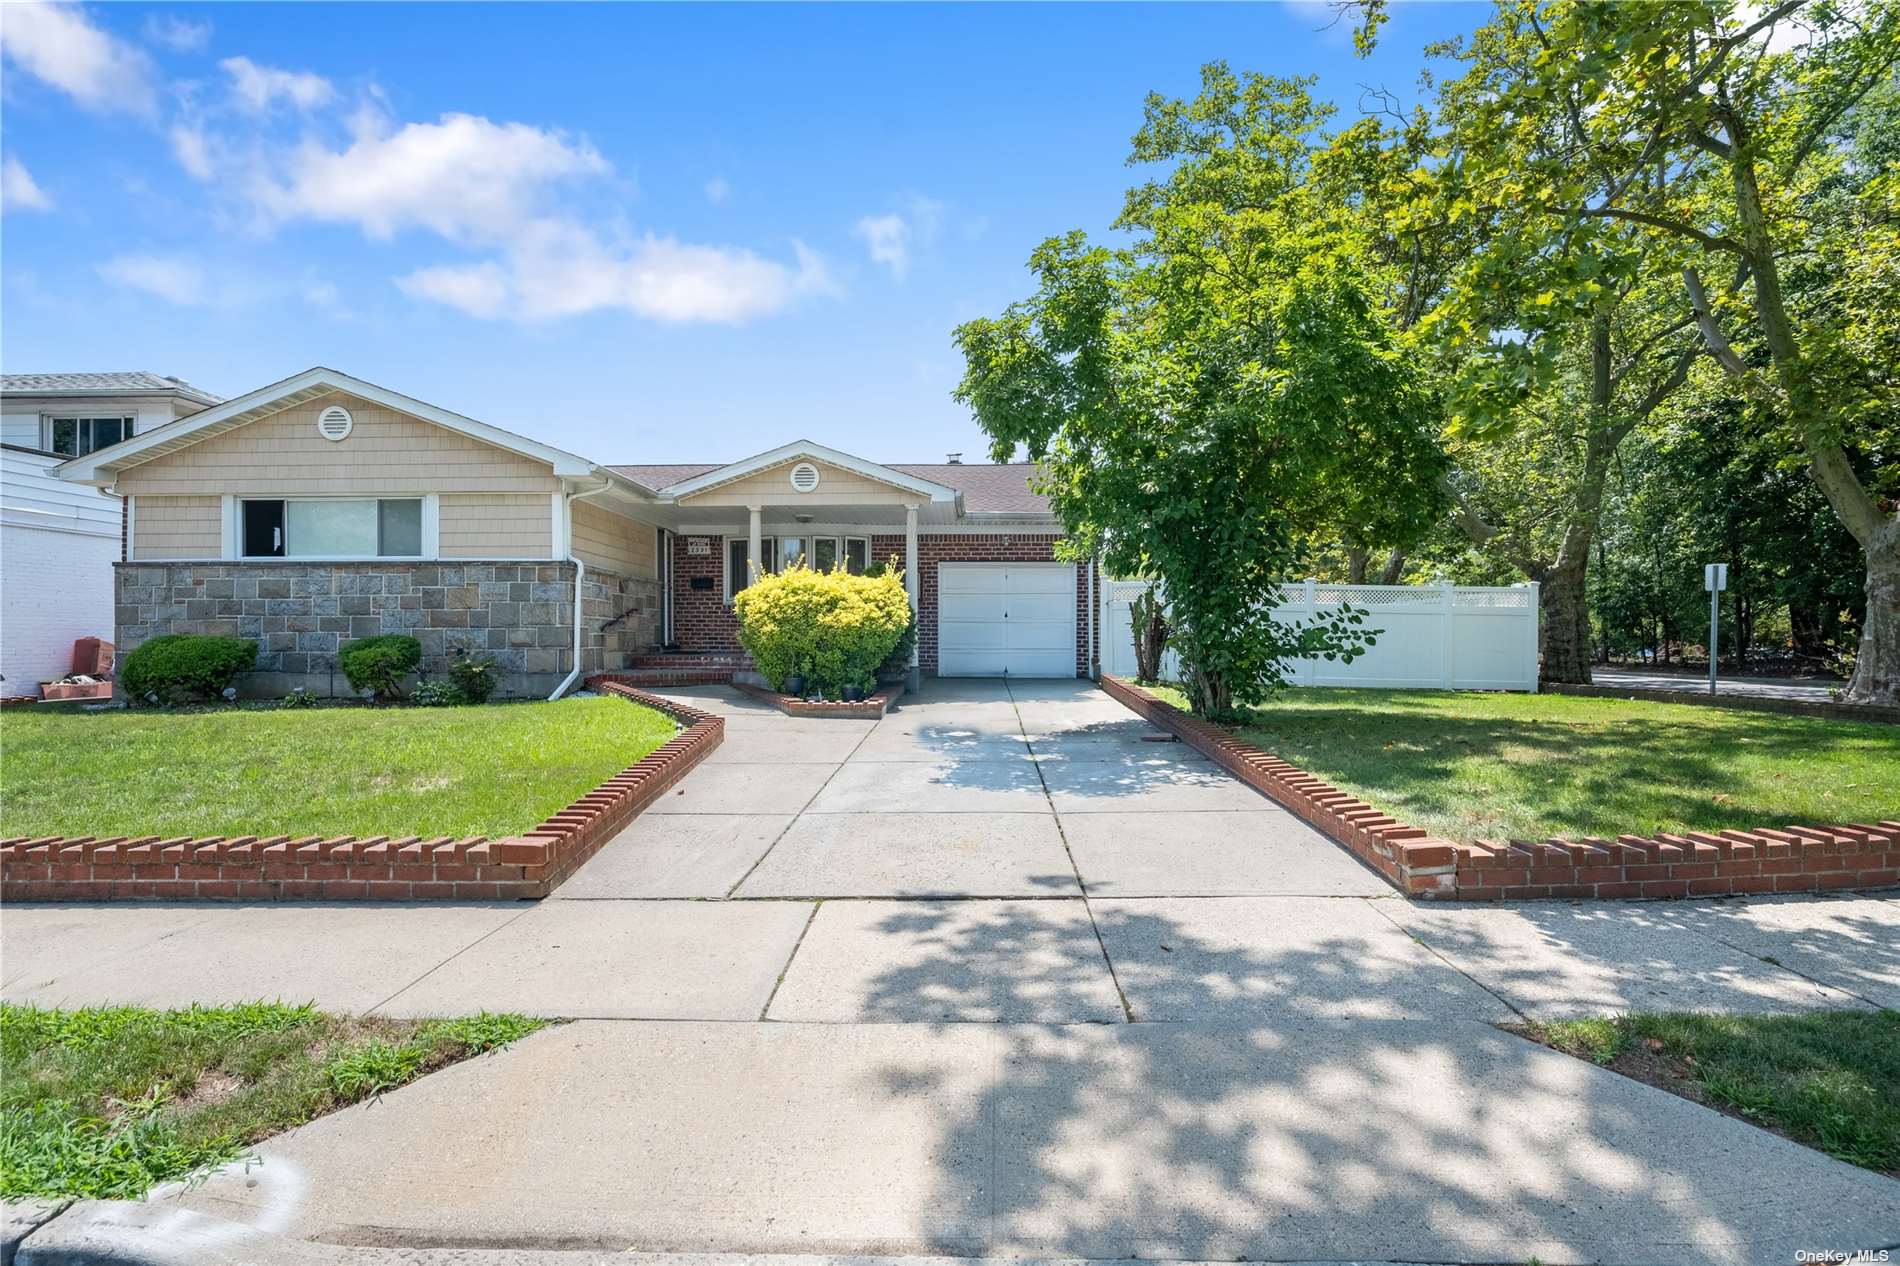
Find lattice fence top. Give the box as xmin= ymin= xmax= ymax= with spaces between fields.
xmin=1105 ymin=579 xmax=1536 ymax=608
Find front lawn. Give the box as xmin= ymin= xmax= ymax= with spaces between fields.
xmin=0 ymin=1002 xmax=546 ymax=1199
xmin=0 ymin=696 xmax=676 ymax=839
xmin=1522 ymin=1010 xmax=1900 ymax=1176
xmin=1148 ymin=685 xmax=1900 ymax=842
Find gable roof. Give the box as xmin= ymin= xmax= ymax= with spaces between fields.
xmin=53 ymin=367 xmax=602 ymax=487
xmin=607 ymin=457 xmax=1050 ymax=515
xmin=637 ymin=441 xmax=962 ymax=504
xmin=2 ymin=372 xmax=224 ymax=406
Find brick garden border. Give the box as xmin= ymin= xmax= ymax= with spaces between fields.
xmin=732 ymin=681 xmax=905 ymax=718
xmin=0 ymin=679 xmax=721 ymax=902
xmin=1100 ymin=674 xmax=1899 ymax=902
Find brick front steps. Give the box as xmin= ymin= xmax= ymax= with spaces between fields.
xmin=0 ymin=680 xmax=721 ymax=903
xmin=608 ymin=652 xmax=756 ymax=688
xmin=733 ymin=681 xmax=905 ymax=718
xmin=1100 ymin=674 xmax=1899 ymax=902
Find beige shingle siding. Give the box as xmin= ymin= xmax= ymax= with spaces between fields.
xmin=114 ymin=392 xmax=561 ymax=497
xmin=132 ymin=494 xmax=221 ymax=559
xmin=678 ymin=458 xmax=920 ymax=507
xmin=571 ymin=498 xmax=657 ymax=577
xmin=440 ymin=493 xmax=552 ymax=558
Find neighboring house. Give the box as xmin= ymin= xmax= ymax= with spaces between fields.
xmin=1 ymin=372 xmax=223 ymax=696
xmin=52 ymin=367 xmax=1097 ymax=698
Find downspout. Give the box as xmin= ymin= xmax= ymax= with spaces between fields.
xmin=1086 ymin=554 xmax=1097 ymax=680
xmin=549 ymin=476 xmax=616 ymax=700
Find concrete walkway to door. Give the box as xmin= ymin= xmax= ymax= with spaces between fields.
xmin=5 ymin=679 xmax=1899 ymax=1264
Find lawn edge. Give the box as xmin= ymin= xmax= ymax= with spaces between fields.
xmin=0 ymin=683 xmax=721 ymax=903
xmin=1099 ymin=674 xmax=1900 ymax=903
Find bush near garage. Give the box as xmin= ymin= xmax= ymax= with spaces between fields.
xmin=119 ymin=635 xmax=258 ymax=704
xmin=733 ymin=564 xmax=911 ymax=697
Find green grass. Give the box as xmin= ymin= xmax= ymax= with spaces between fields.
xmin=1525 ymin=1010 xmax=1900 ymax=1175
xmin=0 ymin=1002 xmax=546 ymax=1200
xmin=1148 ymin=684 xmax=1900 ymax=842
xmin=0 ymin=696 xmax=676 ymax=839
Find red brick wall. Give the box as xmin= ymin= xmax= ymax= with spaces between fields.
xmin=669 ymin=529 xmax=1097 ymax=677
xmin=670 ymin=533 xmax=741 ymax=651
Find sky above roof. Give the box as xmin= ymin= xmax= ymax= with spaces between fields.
xmin=0 ymin=1 xmax=1482 ymax=463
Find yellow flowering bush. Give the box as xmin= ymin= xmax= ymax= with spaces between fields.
xmin=733 ymin=563 xmax=912 ymax=696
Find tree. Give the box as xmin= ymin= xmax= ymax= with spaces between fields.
xmin=1416 ymin=0 xmax=1900 ymax=702
xmin=952 ymin=67 xmax=1448 ymax=718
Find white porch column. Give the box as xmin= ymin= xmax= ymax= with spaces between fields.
xmin=905 ymin=504 xmax=920 ymax=686
xmin=747 ymin=506 xmax=763 ymax=588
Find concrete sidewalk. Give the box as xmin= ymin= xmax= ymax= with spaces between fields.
xmin=162 ymin=1018 xmax=1900 ymax=1264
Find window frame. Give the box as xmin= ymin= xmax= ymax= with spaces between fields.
xmin=42 ymin=415 xmax=135 ymax=457
xmin=724 ymin=533 xmax=874 ymax=603
xmin=226 ymin=493 xmax=438 ymax=561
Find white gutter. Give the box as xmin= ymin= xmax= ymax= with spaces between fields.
xmin=549 ymin=475 xmax=617 ymax=700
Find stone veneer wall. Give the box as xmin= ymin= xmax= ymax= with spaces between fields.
xmin=114 ymin=561 xmax=659 ymax=699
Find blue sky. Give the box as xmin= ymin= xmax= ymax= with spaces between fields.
xmin=1 ymin=2 xmax=1483 ymax=463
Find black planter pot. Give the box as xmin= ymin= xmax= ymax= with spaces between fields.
xmin=842 ymin=684 xmax=864 ymax=702
xmin=783 ymin=675 xmax=806 ymax=696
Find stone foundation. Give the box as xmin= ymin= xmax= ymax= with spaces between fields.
xmin=114 ymin=560 xmax=661 ymax=699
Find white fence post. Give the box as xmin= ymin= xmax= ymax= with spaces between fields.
xmin=1440 ymin=579 xmax=1455 ymax=689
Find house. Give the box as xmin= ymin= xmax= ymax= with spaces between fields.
xmin=51 ymin=367 xmax=1099 ymax=698
xmin=2 ymin=372 xmax=223 ymax=697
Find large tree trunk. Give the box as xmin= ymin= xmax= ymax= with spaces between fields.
xmin=1706 ymin=135 xmax=1900 ymax=705
xmin=1539 ymin=552 xmax=1593 ymax=684
xmin=1378 ymin=548 xmax=1406 ymax=585
xmin=1847 ymin=532 xmax=1900 ymax=702
xmin=1345 ymin=546 xmax=1370 ymax=584
xmin=1539 ymin=315 xmax=1618 ymax=686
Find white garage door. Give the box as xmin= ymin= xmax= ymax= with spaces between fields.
xmin=938 ymin=563 xmax=1077 ymax=677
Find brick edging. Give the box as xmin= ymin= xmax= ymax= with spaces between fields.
xmin=0 ymin=683 xmax=722 ymax=902
xmin=731 ymin=681 xmax=905 ymax=718
xmin=1099 ymin=675 xmax=1899 ymax=902
xmin=1545 ymin=680 xmax=1900 ymax=726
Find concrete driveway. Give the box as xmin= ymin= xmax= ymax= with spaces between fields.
xmin=7 ymin=678 xmax=1899 ymax=1263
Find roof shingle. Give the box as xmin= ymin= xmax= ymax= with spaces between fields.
xmin=0 ymin=372 xmax=223 ymax=405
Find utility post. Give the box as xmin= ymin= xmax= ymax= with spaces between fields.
xmin=1704 ymin=563 xmax=1728 ymax=696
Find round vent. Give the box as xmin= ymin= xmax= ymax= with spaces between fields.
xmin=788 ymin=461 xmax=820 ymax=493
xmin=316 ymin=405 xmax=354 ymax=442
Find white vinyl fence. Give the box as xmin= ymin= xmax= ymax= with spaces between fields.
xmin=1103 ymin=578 xmax=1540 ymax=691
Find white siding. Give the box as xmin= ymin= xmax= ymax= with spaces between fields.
xmin=1 ymin=447 xmax=120 ymax=692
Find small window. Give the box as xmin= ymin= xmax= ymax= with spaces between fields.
xmin=46 ymin=416 xmax=133 ymax=456
xmin=779 ymin=536 xmax=806 ymax=569
xmin=844 ymin=536 xmax=869 ymax=575
xmin=241 ymin=498 xmax=424 ymax=559
xmin=812 ymin=538 xmax=838 ymax=571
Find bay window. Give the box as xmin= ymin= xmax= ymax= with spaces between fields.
xmin=241 ymin=497 xmax=424 ymax=558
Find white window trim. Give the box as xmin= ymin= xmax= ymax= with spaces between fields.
xmin=722 ymin=533 xmax=871 ymax=604
xmin=221 ymin=492 xmax=440 ymax=562
xmin=42 ymin=413 xmax=135 ymax=457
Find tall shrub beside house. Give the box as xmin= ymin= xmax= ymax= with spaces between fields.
xmin=734 ymin=565 xmax=911 ymax=697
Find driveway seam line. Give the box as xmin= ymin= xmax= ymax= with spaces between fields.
xmin=1012 ymin=677 xmax=1134 ymax=1023
xmin=363 ymin=904 xmax=539 ymax=1016
xmin=1363 ymin=898 xmax=1530 ymax=1022
xmin=758 ymin=899 xmax=823 ymax=1020
xmin=723 ymin=708 xmax=877 ymax=898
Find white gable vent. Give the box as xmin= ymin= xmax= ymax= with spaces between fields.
xmin=316 ymin=405 xmax=354 ymax=442
xmin=788 ymin=461 xmax=820 ymax=493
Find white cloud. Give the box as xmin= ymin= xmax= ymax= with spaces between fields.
xmin=251 ymin=112 xmax=607 ymax=241
xmin=96 ymin=253 xmax=206 ymax=305
xmin=704 ymin=176 xmax=730 ymax=204
xmin=853 ymin=194 xmax=944 ymax=281
xmin=2 ymin=156 xmax=53 ymax=212
xmin=219 ymin=55 xmax=335 ymax=113
xmin=0 ymin=2 xmax=157 ymax=116
xmin=143 ymin=13 xmax=211 ymax=53
xmin=168 ymin=125 xmax=215 ymax=178
xmin=398 ymin=226 xmax=834 ymax=324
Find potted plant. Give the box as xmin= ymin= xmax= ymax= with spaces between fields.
xmin=783 ymin=659 xmax=808 ymax=698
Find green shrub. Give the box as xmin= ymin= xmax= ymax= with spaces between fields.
xmin=338 ymin=634 xmax=421 ymax=701
xmin=733 ymin=564 xmax=911 ymax=696
xmin=448 ymin=654 xmax=499 ymax=704
xmin=119 ymin=635 xmax=257 ymax=704
xmin=278 ymin=687 xmax=318 ymax=709
xmin=410 ymin=679 xmax=466 ymax=707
